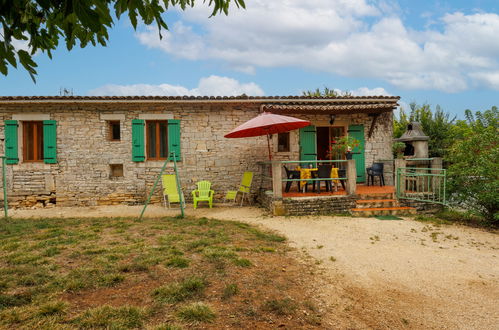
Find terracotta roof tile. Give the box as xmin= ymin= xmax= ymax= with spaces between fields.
xmin=0 ymin=95 xmax=399 ymax=114
xmin=0 ymin=95 xmax=400 ymax=102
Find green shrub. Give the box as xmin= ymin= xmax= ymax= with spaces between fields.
xmin=447 ymin=107 xmax=498 ymax=224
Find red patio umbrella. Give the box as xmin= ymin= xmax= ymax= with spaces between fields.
xmin=224 ymin=112 xmax=311 ymax=160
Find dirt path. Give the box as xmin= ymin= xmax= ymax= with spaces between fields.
xmin=11 ymin=205 xmax=499 ymax=329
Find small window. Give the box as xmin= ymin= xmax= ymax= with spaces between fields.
xmin=277 ymin=132 xmax=290 ymax=152
xmin=146 ymin=121 xmax=168 ymax=160
xmin=23 ymin=121 xmax=44 ymax=162
xmin=110 ymin=164 xmax=123 ymax=177
xmin=108 ymin=121 xmax=121 ymax=141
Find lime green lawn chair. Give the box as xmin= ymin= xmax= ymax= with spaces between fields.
xmin=224 ymin=171 xmax=253 ymax=206
xmin=192 ymin=180 xmax=214 ymax=209
xmin=162 ymin=174 xmax=185 ymax=208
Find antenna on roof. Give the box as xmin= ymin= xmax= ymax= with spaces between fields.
xmin=59 ymin=87 xmax=74 ymax=96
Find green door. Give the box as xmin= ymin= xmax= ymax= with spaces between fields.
xmin=348 ymin=125 xmax=366 ymax=183
xmin=299 ymin=125 xmax=317 ymax=163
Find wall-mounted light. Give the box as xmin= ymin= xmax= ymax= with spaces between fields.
xmin=329 ymin=114 xmax=336 ymax=125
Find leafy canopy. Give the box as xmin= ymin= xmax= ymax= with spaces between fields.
xmin=0 ymin=0 xmax=245 ymax=81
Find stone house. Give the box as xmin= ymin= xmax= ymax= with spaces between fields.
xmin=0 ymin=95 xmax=399 ymax=208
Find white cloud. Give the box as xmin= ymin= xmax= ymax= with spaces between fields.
xmin=87 ymin=75 xmax=264 ymax=96
xmin=135 ymin=1 xmax=499 ymax=92
xmin=0 ymin=28 xmax=34 ymax=57
xmin=469 ymin=71 xmax=499 ymax=90
xmin=349 ymin=87 xmax=391 ymax=96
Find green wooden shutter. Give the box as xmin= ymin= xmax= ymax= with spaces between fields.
xmin=299 ymin=125 xmax=316 ymax=162
xmin=132 ymin=119 xmax=145 ymax=162
xmin=348 ymin=124 xmax=366 ymax=183
xmin=168 ymin=119 xmax=181 ymax=161
xmin=4 ymin=120 xmax=19 ymax=164
xmin=43 ymin=120 xmax=57 ymax=164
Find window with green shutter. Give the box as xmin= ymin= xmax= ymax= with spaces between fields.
xmin=168 ymin=119 xmax=181 ymax=161
xmin=43 ymin=120 xmax=57 ymax=164
xmin=3 ymin=120 xmax=57 ymax=164
xmin=4 ymin=120 xmax=19 ymax=164
xmin=23 ymin=121 xmax=44 ymax=162
xmin=132 ymin=119 xmax=145 ymax=162
xmin=132 ymin=119 xmax=181 ymax=162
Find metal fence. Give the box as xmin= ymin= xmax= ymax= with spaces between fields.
xmin=396 ymin=167 xmax=446 ymax=205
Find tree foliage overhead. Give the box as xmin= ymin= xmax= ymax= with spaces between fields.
xmin=0 ymin=0 xmax=245 ymax=80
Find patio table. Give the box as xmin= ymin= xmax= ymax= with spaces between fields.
xmin=296 ymin=167 xmax=340 ymax=192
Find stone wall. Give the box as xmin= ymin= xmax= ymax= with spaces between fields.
xmin=0 ymin=102 xmax=394 ymax=208
xmin=257 ymin=190 xmax=356 ymax=216
xmin=281 ymin=196 xmax=356 ymax=216
xmin=0 ymin=102 xmax=273 ymax=207
xmin=399 ymin=199 xmax=444 ymax=214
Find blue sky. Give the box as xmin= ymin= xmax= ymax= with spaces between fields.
xmin=1 ymin=0 xmax=499 ymax=117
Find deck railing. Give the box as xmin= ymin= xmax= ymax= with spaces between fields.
xmin=396 ymin=167 xmax=447 ymax=205
xmin=394 ymin=157 xmax=446 ymax=205
xmin=258 ymin=159 xmax=358 ymax=198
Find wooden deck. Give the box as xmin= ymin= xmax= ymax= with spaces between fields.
xmin=282 ymin=184 xmax=394 ymax=198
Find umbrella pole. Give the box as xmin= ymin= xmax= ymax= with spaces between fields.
xmin=266 ymin=134 xmax=274 ymax=180
xmin=266 ymin=134 xmax=272 ymax=161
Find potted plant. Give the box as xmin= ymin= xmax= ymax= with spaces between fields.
xmin=392 ymin=141 xmax=406 ymax=159
xmin=329 ymin=136 xmax=361 ymax=160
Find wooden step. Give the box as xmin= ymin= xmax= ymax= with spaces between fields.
xmin=355 ymin=199 xmax=399 ymax=209
xmin=350 ymin=206 xmax=417 ymax=217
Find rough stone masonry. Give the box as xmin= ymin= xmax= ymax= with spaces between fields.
xmin=0 ymin=96 xmax=396 ymax=208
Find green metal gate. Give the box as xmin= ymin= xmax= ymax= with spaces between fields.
xmin=396 ymin=167 xmax=447 ymax=205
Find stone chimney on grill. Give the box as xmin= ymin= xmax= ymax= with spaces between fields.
xmin=395 ymin=122 xmax=429 ymax=158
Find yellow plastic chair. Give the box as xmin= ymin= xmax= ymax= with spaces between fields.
xmin=162 ymin=174 xmax=185 ymax=208
xmin=225 ymin=171 xmax=253 ymax=206
xmin=192 ymin=180 xmax=214 ymax=209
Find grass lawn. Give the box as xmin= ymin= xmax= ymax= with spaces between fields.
xmin=0 ymin=216 xmax=324 ymax=329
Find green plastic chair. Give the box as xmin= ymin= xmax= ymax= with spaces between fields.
xmin=162 ymin=174 xmax=185 ymax=208
xmin=192 ymin=180 xmax=214 ymax=209
xmin=225 ymin=171 xmax=253 ymax=206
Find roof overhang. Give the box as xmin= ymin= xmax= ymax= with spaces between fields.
xmin=261 ymin=103 xmax=397 ymax=115
xmin=0 ymin=96 xmax=400 ymax=111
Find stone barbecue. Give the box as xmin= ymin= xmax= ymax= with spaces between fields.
xmin=395 ymin=122 xmax=429 ymax=158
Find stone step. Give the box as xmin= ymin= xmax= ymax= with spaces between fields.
xmin=355 ymin=199 xmax=399 ymax=208
xmin=350 ymin=206 xmax=417 ymax=217
xmin=357 ymin=193 xmax=395 ymax=200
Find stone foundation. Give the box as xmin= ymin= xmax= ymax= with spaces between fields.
xmin=258 ymin=189 xmax=356 ymax=216
xmin=399 ymin=199 xmax=444 ymax=214
xmin=7 ymin=192 xmax=57 ymax=209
